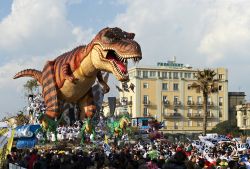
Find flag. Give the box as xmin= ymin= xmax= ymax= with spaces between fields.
xmin=6 ymin=129 xmax=15 ymax=156
xmin=104 ymin=135 xmax=108 ymax=144
xmin=116 ymin=85 xmax=123 ymax=92
xmin=129 ymin=83 xmax=135 ymax=92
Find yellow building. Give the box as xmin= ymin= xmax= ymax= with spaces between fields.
xmin=236 ymin=103 xmax=250 ymax=131
xmin=120 ymin=59 xmax=228 ymax=133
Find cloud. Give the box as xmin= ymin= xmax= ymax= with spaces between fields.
xmin=111 ymin=0 xmax=250 ymax=65
xmin=0 ymin=0 xmax=95 ymax=118
xmin=0 ymin=0 xmax=93 ymax=58
xmin=198 ymin=1 xmax=250 ymax=63
xmin=110 ymin=0 xmax=250 ymax=97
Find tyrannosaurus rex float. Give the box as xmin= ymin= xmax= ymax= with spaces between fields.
xmin=14 ymin=27 xmax=142 ymax=123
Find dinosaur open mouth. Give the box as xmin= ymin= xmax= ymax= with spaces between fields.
xmin=106 ymin=50 xmax=128 ymax=74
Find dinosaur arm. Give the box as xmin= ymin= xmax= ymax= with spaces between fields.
xmin=97 ymin=71 xmax=110 ymax=93
xmin=62 ymin=63 xmax=78 ymax=84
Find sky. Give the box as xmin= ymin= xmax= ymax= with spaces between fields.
xmin=0 ymin=0 xmax=250 ymax=119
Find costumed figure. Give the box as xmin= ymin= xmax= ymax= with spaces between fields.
xmin=80 ymin=118 xmax=95 ymax=144
xmin=13 ymin=27 xmax=142 ymax=145
xmin=107 ymin=115 xmax=131 ymax=139
xmin=148 ymin=119 xmax=163 ymax=141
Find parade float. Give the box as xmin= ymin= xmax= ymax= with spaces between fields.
xmin=10 ymin=27 xmax=142 ymax=149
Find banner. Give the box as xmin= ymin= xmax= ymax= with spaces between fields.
xmin=6 ymin=129 xmax=15 ymax=156
xmin=108 ymin=97 xmax=116 ymax=116
xmin=15 ymin=125 xmax=41 ymax=149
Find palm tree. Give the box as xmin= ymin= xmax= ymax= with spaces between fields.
xmin=190 ymin=69 xmax=219 ymax=135
xmin=23 ymin=79 xmax=39 ymax=95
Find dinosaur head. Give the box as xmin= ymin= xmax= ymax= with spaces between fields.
xmin=91 ymin=27 xmax=142 ymax=81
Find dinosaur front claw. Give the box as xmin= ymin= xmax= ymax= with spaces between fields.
xmin=66 ymin=75 xmax=79 ymax=84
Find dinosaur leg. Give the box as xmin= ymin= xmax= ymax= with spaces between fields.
xmin=62 ymin=63 xmax=78 ymax=84
xmin=78 ymin=88 xmax=96 ymax=120
xmin=41 ymin=61 xmax=60 ymax=119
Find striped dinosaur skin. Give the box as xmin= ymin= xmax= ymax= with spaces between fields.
xmin=14 ymin=27 xmax=142 ymax=120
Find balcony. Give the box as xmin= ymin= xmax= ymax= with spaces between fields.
xmin=127 ymin=101 xmax=133 ymax=106
xmin=187 ymin=101 xmax=195 ymax=106
xmin=197 ymin=102 xmax=203 ymax=107
xmin=163 ymin=100 xmax=170 ymax=107
xmin=143 ymin=100 xmax=150 ymax=105
xmin=164 ymin=113 xmax=182 ymax=119
xmin=207 ymin=113 xmax=216 ymax=118
xmin=208 ymin=102 xmax=214 ymax=107
xmin=187 ymin=113 xmax=203 ymax=119
xmin=187 ymin=113 xmax=217 ymax=119
xmin=174 ymin=101 xmax=181 ymax=107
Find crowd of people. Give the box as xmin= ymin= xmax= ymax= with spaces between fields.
xmin=4 ymin=138 xmax=250 ymax=169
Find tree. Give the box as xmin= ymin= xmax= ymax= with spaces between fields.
xmin=210 ymin=120 xmax=241 ymax=136
xmin=190 ymin=69 xmax=219 ymax=135
xmin=23 ymin=79 xmax=39 ymax=95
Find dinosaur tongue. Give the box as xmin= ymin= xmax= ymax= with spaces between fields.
xmin=107 ymin=52 xmax=127 ymax=74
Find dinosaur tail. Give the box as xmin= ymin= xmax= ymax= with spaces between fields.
xmin=13 ymin=69 xmax=42 ymax=84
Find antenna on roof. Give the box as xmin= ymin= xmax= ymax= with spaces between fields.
xmin=173 ymin=56 xmax=176 ymax=63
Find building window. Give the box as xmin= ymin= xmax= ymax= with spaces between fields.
xmin=184 ymin=73 xmax=188 ymax=78
xmin=149 ymin=71 xmax=156 ymax=77
xmin=142 ymin=119 xmax=148 ymax=126
xmin=162 ymin=83 xmax=168 ymax=90
xmin=164 ymin=121 xmax=167 ymax=128
xmin=162 ymin=96 xmax=168 ymax=102
xmin=219 ymin=97 xmax=223 ymax=106
xmin=197 ymin=96 xmax=202 ymax=105
xmin=188 ymin=120 xmax=192 ymax=127
xmin=173 ymin=72 xmax=178 ymax=79
xmin=219 ymin=109 xmax=223 ymax=117
xmin=137 ymin=71 xmax=141 ymax=77
xmin=143 ymin=71 xmax=148 ymax=78
xmin=163 ymin=107 xmax=167 ymax=114
xmin=187 ymin=96 xmax=192 ymax=104
xmin=174 ymin=121 xmax=178 ymax=129
xmin=197 ymin=109 xmax=202 ymax=116
xmin=197 ymin=121 xmax=203 ymax=127
xmin=143 ymin=107 xmax=148 ymax=116
xmin=143 ymin=83 xmax=149 ymax=88
xmin=180 ymin=72 xmax=183 ymax=78
xmin=173 ymin=83 xmax=179 ymax=91
xmin=174 ymin=96 xmax=178 ymax=104
xmin=188 ymin=108 xmax=192 ymax=117
xmin=219 ymin=85 xmax=223 ymax=91
xmin=168 ymin=72 xmax=172 ymax=79
xmin=243 ymin=119 xmax=247 ymax=126
xmin=162 ymin=72 xmax=168 ymax=78
xmin=208 ymin=109 xmax=213 ymax=117
xmin=143 ymin=95 xmax=149 ymax=104
xmin=219 ymin=74 xmax=223 ymax=80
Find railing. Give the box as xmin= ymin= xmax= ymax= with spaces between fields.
xmin=208 ymin=102 xmax=214 ymax=106
xmin=164 ymin=113 xmax=182 ymax=118
xmin=127 ymin=101 xmax=133 ymax=106
xmin=187 ymin=113 xmax=216 ymax=118
xmin=187 ymin=113 xmax=203 ymax=118
xmin=174 ymin=101 xmax=181 ymax=106
xmin=187 ymin=101 xmax=195 ymax=106
xmin=163 ymin=100 xmax=170 ymax=106
xmin=197 ymin=102 xmax=203 ymax=106
xmin=143 ymin=100 xmax=150 ymax=105
xmin=9 ymin=163 xmax=27 ymax=169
